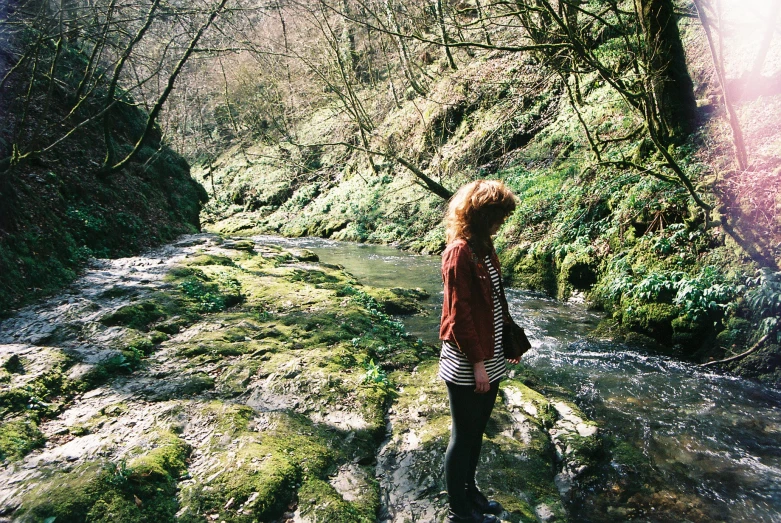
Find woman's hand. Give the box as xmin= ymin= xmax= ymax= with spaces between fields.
xmin=473 ymin=361 xmax=490 ymax=393
xmin=507 ymin=357 xmax=520 ymax=365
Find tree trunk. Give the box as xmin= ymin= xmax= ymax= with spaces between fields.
xmin=434 ymin=0 xmax=457 ymax=70
xmin=750 ymin=2 xmax=781 ymax=79
xmin=340 ymin=0 xmax=358 ymax=75
xmin=635 ymin=0 xmax=697 ymax=142
xmin=693 ymin=0 xmax=748 ymax=170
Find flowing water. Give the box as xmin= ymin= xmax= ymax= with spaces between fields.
xmin=254 ymin=235 xmax=781 ymax=523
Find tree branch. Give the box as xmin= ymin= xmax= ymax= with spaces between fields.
xmin=700 ymin=332 xmax=772 ymax=367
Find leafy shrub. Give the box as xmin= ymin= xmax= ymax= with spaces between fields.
xmin=744 ymin=269 xmax=781 ymax=341
xmin=634 ymin=271 xmax=683 ymax=302
xmin=672 ymin=266 xmax=739 ymax=323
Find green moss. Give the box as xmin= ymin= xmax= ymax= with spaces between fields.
xmin=290 ymin=268 xmax=342 ymax=285
xmin=18 ymin=432 xmax=190 ymax=522
xmin=558 ymin=247 xmax=598 ymax=299
xmin=479 ymin=422 xmax=563 ymax=521
xmin=221 ymin=239 xmax=257 ymax=251
xmin=128 ymin=431 xmax=190 ymax=480
xmin=180 ymin=405 xmax=360 ymax=523
xmin=0 ymin=353 xmax=75 ymax=420
xmin=364 ymin=287 xmax=426 ymax=315
xmin=178 ymin=340 xmax=249 ymax=358
xmin=186 ymin=254 xmax=236 ymax=267
xmin=100 ymin=301 xmax=168 ymax=331
xmin=715 ymin=317 xmax=752 ymax=352
xmin=214 ymin=361 xmax=259 ymax=396
xmin=620 ymin=302 xmax=678 ymax=345
xmin=728 ymin=343 xmax=781 ymax=387
xmin=501 ymin=379 xmax=558 ymax=429
xmin=124 ymin=335 xmax=157 ymax=357
xmin=609 ymin=439 xmax=648 ymax=472
xmin=502 ymin=247 xmax=558 ymax=296
xmin=0 ymin=417 xmax=45 ymax=461
xmin=387 ymin=361 xmax=451 ymax=443
xmin=290 ymin=248 xmax=319 ymax=262
xmin=297 ymin=478 xmax=377 ymax=523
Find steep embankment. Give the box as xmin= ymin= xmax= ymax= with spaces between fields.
xmin=0 ymin=38 xmax=207 ymax=314
xmin=197 ymin=12 xmax=780 ymax=385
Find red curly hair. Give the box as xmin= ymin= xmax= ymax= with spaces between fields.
xmin=445 ymin=179 xmax=517 ymax=253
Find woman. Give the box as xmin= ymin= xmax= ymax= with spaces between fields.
xmin=439 ymin=180 xmax=518 ymax=523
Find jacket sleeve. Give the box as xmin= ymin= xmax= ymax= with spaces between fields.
xmin=442 ymin=244 xmax=485 ymax=364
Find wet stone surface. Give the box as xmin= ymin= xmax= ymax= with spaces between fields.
xmin=0 ymin=234 xmax=602 ymax=522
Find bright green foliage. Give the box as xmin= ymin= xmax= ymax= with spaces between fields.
xmin=362 ymin=359 xmax=388 ymax=385
xmin=744 ymin=269 xmax=781 ymax=339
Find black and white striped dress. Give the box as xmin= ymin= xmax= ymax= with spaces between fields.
xmin=439 ymin=254 xmax=506 ymax=386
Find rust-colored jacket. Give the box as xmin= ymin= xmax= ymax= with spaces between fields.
xmin=439 ymin=239 xmax=509 ymax=364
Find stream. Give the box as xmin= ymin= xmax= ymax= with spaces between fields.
xmin=254 ymin=235 xmax=781 ymax=523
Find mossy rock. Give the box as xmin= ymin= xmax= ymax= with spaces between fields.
xmin=221 ymin=239 xmax=256 ymax=251
xmin=727 ymin=342 xmax=781 ymax=387
xmin=17 ymin=432 xmax=190 ymax=522
xmin=620 ymin=303 xmax=678 ymax=345
xmin=290 ymin=268 xmax=341 ymax=286
xmin=0 ymin=354 xmax=74 ymax=419
xmin=501 ymin=247 xmax=558 ymax=297
xmin=501 ymin=379 xmax=558 ymax=429
xmin=145 ymin=373 xmax=215 ymax=401
xmin=100 ymin=301 xmax=168 ymax=331
xmin=154 ymin=316 xmax=191 ymax=335
xmin=558 ymin=248 xmax=598 ymax=299
xmin=178 ymin=406 xmax=362 ymax=523
xmin=715 ymin=317 xmax=752 ymax=352
xmin=364 ymin=287 xmax=426 ymax=315
xmin=127 ymin=431 xmax=190 ymax=481
xmin=185 ymin=254 xmax=236 ymax=267
xmin=296 ymin=477 xmax=378 ymax=523
xmin=290 ymin=248 xmax=319 ymax=262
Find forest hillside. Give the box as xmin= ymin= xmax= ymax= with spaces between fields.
xmin=186 ymin=0 xmax=781 ymax=385
xmin=0 ymin=15 xmax=207 ymax=313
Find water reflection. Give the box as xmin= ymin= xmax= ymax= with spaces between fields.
xmin=252 ymin=234 xmax=781 ymax=522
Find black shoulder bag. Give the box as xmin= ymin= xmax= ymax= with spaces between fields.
xmin=503 ymin=319 xmax=531 ymax=360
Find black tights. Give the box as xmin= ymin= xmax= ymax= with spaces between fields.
xmin=444 ymin=380 xmax=500 ymax=514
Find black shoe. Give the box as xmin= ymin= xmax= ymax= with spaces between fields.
xmin=445 ymin=509 xmax=499 ymax=523
xmin=467 ymin=485 xmax=503 ymax=516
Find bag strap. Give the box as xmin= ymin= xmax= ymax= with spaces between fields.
xmin=466 ymin=239 xmax=511 ymax=323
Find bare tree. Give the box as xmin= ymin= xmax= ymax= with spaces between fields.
xmin=693 ymin=0 xmax=748 ymax=170
xmin=0 ymin=0 xmax=239 ymax=176
xmin=103 ymin=0 xmax=231 ymax=174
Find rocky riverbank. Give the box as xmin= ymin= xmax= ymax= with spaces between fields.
xmin=0 ymin=234 xmax=603 ymax=522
